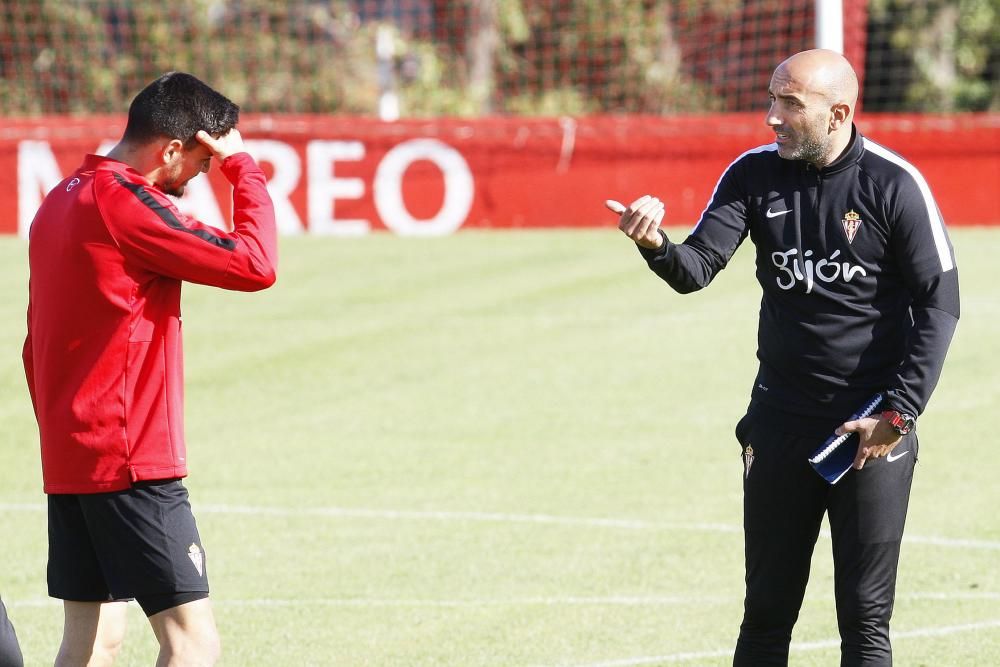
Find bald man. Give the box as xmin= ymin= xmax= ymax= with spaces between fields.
xmin=608 ymin=50 xmax=959 ymax=666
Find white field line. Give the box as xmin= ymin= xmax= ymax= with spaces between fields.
xmin=556 ymin=618 xmax=1000 ymax=667
xmin=3 ymin=502 xmax=999 ymax=551
xmin=219 ymin=595 xmax=732 ymax=608
xmin=221 ymin=591 xmax=1000 ymax=607
xmin=196 ymin=504 xmax=742 ymax=533
xmin=8 ymin=591 xmax=1000 ymax=611
xmin=898 ymin=591 xmax=1000 ymax=601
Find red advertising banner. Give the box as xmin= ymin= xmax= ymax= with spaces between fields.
xmin=2 ymin=113 xmax=998 ymax=236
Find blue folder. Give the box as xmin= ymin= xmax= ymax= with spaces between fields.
xmin=808 ymin=394 xmax=884 ymax=484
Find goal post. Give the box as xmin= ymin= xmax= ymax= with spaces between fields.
xmin=816 ymin=0 xmax=845 ymax=53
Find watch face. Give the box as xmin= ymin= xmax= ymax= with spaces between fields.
xmin=902 ymin=416 xmax=915 ymax=432
xmin=896 ymin=414 xmax=914 ymax=434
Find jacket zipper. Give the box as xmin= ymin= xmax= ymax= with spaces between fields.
xmin=815 ymin=169 xmax=823 ymax=230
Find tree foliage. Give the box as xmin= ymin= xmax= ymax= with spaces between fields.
xmin=0 ymin=0 xmax=995 ymax=116
xmin=866 ymin=0 xmax=998 ymax=111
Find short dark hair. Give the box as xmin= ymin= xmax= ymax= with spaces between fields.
xmin=122 ymin=72 xmax=239 ymax=147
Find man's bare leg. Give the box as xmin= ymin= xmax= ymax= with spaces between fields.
xmin=55 ymin=601 xmax=127 ymax=667
xmin=148 ymin=598 xmax=220 ymax=667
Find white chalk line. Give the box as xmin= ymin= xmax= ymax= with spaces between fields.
xmin=3 ymin=501 xmax=999 ymax=551
xmin=198 ymin=504 xmax=742 ymax=533
xmin=8 ymin=590 xmax=1000 ymax=610
xmin=555 ymin=618 xmax=1000 ymax=667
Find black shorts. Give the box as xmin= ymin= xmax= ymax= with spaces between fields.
xmin=47 ymin=479 xmax=209 ymax=616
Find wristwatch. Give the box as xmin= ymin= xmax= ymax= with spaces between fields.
xmin=881 ymin=410 xmax=915 ymax=436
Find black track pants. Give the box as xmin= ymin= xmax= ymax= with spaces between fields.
xmin=732 ymin=410 xmax=917 ymax=667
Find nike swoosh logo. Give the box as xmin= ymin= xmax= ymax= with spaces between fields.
xmin=886 ymin=450 xmax=910 ymax=463
xmin=766 ymin=208 xmax=791 ymax=218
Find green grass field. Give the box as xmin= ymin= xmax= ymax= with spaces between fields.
xmin=1 ymin=228 xmax=998 ymax=666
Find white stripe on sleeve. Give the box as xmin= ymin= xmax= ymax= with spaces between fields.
xmin=691 ymin=143 xmax=777 ymax=234
xmin=862 ymin=139 xmax=954 ymax=272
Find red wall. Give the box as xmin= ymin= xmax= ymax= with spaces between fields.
xmin=2 ymin=113 xmax=997 ymax=236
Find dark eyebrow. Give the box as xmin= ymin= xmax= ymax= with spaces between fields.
xmin=768 ymin=88 xmax=805 ymax=104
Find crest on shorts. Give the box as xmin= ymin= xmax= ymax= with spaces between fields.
xmin=743 ymin=444 xmax=755 ymax=479
xmin=842 ymin=209 xmax=862 ymax=244
xmin=188 ymin=543 xmax=204 ymax=577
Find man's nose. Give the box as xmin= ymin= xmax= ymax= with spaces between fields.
xmin=765 ymin=105 xmax=781 ymax=127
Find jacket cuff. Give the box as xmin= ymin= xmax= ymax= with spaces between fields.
xmin=220 ymin=152 xmax=261 ymax=179
xmin=636 ymin=229 xmax=671 ymax=261
xmin=882 ymin=390 xmax=918 ymax=418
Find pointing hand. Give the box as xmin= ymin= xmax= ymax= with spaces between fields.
xmin=607 ymin=196 xmax=665 ymax=250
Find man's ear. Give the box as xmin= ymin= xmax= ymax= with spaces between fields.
xmin=160 ymin=138 xmax=185 ymax=164
xmin=829 ymin=102 xmax=851 ymax=131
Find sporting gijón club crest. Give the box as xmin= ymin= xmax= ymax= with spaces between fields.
xmin=842 ymin=209 xmax=863 ymax=244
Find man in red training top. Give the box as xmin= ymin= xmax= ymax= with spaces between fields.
xmin=23 ymin=72 xmax=277 ymax=666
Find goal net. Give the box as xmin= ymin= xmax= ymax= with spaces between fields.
xmin=5 ymin=0 xmax=976 ymax=117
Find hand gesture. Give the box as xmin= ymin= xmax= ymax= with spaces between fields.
xmin=606 ymin=196 xmax=665 ymax=250
xmin=196 ymin=128 xmax=245 ymax=161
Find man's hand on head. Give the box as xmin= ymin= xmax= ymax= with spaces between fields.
xmin=196 ymin=128 xmax=245 ymax=161
xmin=607 ymin=196 xmax=666 ymax=250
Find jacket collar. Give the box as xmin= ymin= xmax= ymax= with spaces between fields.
xmin=82 ymin=154 xmax=151 ymax=185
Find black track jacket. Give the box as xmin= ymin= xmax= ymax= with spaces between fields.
xmin=639 ymin=126 xmax=960 ymax=423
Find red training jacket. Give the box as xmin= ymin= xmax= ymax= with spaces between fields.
xmin=23 ymin=152 xmax=277 ymax=494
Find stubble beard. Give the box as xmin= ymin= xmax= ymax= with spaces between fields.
xmin=787 ymin=134 xmax=831 ymax=166
xmin=783 ymin=116 xmax=833 ymax=167
xmin=160 ymin=177 xmax=187 ymax=197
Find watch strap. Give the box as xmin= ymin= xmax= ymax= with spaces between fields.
xmin=881 ymin=409 xmax=915 ymax=435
